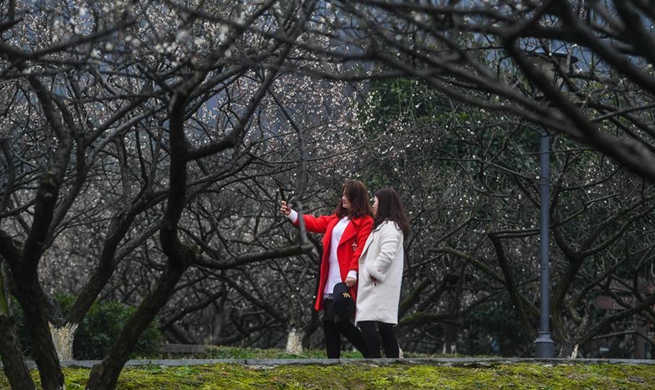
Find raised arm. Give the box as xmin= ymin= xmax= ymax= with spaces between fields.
xmin=280 ymin=201 xmax=333 ymax=234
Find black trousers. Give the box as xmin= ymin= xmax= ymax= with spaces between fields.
xmin=358 ymin=320 xmax=400 ymax=358
xmin=323 ymin=299 xmax=369 ymax=358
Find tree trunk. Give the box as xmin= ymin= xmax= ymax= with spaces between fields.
xmin=285 ymin=327 xmax=303 ymax=354
xmin=558 ymin=338 xmax=578 ymax=359
xmin=85 ymin=255 xmax=190 ymax=390
xmin=0 ymin=315 xmax=36 ymax=390
xmin=442 ymin=322 xmax=459 ymax=355
xmin=49 ymin=322 xmax=79 ymax=361
xmin=634 ymin=325 xmax=647 ymax=359
xmin=16 ymin=279 xmax=64 ymax=390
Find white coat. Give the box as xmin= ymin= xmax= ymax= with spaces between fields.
xmin=355 ymin=220 xmax=404 ymax=325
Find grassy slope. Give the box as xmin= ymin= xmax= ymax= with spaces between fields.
xmin=1 ymin=363 xmax=651 ymax=390
xmin=1 ymin=348 xmax=653 ymax=389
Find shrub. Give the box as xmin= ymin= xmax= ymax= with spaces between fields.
xmin=10 ymin=295 xmax=162 ymax=360
xmin=73 ymin=299 xmax=162 ymax=359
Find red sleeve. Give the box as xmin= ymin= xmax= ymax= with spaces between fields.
xmin=294 ymin=213 xmax=334 ymax=234
xmin=350 ymin=216 xmax=373 ymax=272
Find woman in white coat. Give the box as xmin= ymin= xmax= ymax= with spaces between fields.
xmin=356 ymin=188 xmax=409 ymax=358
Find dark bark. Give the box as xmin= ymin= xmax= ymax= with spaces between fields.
xmin=85 ymin=78 xmax=198 ymax=389
xmin=443 ymin=265 xmax=467 ymax=354
xmin=0 ymin=232 xmax=64 ymax=390
xmin=67 ymin=195 xmax=162 ymax=325
xmin=15 ymin=276 xmax=64 ymax=390
xmin=158 ymin=287 xmax=226 ymax=330
xmin=85 ymin=248 xmax=192 ymax=390
xmin=398 ymin=278 xmax=433 ymax=319
xmin=66 ymin=212 xmax=131 ymax=325
xmin=301 ymin=309 xmax=320 ymax=348
xmin=2 ymin=74 xmax=76 ymax=390
xmin=488 ymin=233 xmax=537 ymax=344
xmin=576 ymin=292 xmax=655 ymax=348
xmin=85 ymin=30 xmax=312 ymax=385
xmin=0 ymin=315 xmax=35 ymax=390
xmin=0 ymin=139 xmax=15 ymax=216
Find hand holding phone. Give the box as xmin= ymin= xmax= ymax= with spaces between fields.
xmin=279 ymin=200 xmax=292 ymax=216
xmin=278 ymin=186 xmax=287 ymax=203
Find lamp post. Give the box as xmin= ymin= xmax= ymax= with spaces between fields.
xmin=535 ymin=128 xmax=554 ymax=358
xmin=523 ymin=47 xmax=577 ymax=358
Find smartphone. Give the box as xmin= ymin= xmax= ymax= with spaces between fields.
xmin=278 ymin=186 xmax=287 ymax=203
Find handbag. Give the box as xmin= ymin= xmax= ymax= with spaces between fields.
xmin=332 ymin=282 xmax=355 ymax=322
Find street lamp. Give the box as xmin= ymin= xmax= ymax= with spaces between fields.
xmin=523 ymin=47 xmax=578 ymax=359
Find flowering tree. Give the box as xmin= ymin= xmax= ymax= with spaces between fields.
xmin=149 ymin=69 xmax=366 ymax=353
xmin=351 ymin=63 xmax=655 ymax=357
xmin=2 ymin=1 xmax=655 ymax=389
xmin=309 ymin=0 xmax=655 ymax=182
xmin=0 ymin=1 xmax=336 ymax=389
xmin=309 ymin=0 xmax=655 ymax=357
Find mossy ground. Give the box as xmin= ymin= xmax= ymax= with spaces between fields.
xmin=1 ymin=362 xmax=654 ymax=389
xmin=1 ymin=348 xmax=653 ymax=389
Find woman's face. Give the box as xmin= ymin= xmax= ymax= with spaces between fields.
xmin=341 ymin=190 xmax=351 ymax=210
xmin=372 ymin=196 xmax=379 ymax=217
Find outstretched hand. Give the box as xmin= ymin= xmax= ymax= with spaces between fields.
xmin=280 ymin=201 xmax=292 ymax=216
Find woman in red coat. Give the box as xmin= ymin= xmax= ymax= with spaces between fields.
xmin=280 ymin=180 xmax=373 ymax=358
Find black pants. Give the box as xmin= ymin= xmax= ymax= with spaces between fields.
xmin=358 ymin=321 xmax=400 ymax=358
xmin=323 ymin=299 xmax=369 ymax=358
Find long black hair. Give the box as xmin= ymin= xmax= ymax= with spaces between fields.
xmin=335 ymin=180 xmax=374 ymax=218
xmin=373 ymin=188 xmax=410 ymax=238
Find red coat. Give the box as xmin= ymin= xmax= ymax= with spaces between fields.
xmin=295 ymin=213 xmax=373 ymax=311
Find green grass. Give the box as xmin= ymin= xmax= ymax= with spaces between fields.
xmin=1 ymin=348 xmax=653 ymax=389
xmin=6 ymin=362 xmax=653 ymax=390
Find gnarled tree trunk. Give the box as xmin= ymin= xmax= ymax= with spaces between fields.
xmin=49 ymin=322 xmax=79 ymax=361
xmin=0 ymin=315 xmax=36 ymax=390
xmin=285 ymin=327 xmax=304 ymax=354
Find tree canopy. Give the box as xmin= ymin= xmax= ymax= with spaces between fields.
xmin=1 ymin=1 xmax=654 ymax=389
